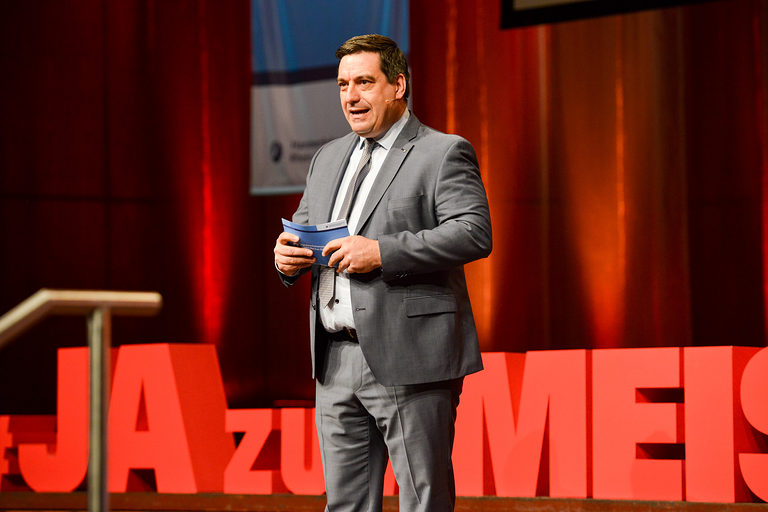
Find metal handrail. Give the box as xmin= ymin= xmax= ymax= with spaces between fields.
xmin=0 ymin=289 xmax=163 ymax=512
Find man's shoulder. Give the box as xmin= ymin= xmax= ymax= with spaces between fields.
xmin=417 ymin=124 xmax=465 ymax=141
xmin=412 ymin=122 xmax=473 ymax=152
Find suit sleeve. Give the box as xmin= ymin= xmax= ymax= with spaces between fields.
xmin=377 ymin=137 xmax=492 ymax=280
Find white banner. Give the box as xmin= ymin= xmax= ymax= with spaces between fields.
xmin=250 ymin=0 xmax=409 ymax=195
xmin=251 ymin=80 xmax=349 ymax=195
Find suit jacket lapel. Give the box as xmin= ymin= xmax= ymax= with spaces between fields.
xmin=356 ymin=114 xmax=421 ymax=233
xmin=312 ymin=134 xmax=358 ymax=224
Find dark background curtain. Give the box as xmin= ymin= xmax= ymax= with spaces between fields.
xmin=1 ymin=0 xmax=767 ymax=412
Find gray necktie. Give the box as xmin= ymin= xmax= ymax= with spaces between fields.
xmin=318 ymin=138 xmax=375 ymax=308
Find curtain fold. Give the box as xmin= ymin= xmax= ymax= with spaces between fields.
xmin=411 ymin=0 xmax=768 ymax=351
xmin=2 ymin=0 xmax=767 ymax=411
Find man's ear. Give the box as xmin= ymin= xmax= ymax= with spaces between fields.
xmin=395 ymin=74 xmax=406 ymax=100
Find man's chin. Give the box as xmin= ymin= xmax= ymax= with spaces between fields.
xmin=349 ymin=125 xmax=373 ymax=136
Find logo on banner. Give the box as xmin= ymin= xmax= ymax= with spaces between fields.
xmin=269 ymin=141 xmax=282 ymax=163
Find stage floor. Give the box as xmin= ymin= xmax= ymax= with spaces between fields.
xmin=0 ymin=494 xmax=766 ymax=512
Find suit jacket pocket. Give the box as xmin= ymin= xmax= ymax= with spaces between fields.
xmin=404 ymin=295 xmax=457 ymax=317
xmin=388 ymin=194 xmax=423 ymax=210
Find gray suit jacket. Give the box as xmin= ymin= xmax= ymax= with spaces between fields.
xmin=280 ymin=114 xmax=492 ymax=386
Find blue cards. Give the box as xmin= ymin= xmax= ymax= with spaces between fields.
xmin=281 ymin=219 xmax=350 ymax=266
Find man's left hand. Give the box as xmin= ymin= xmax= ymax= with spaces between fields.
xmin=323 ymin=235 xmax=382 ymax=274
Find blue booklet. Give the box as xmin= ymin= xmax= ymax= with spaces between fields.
xmin=281 ymin=219 xmax=350 ymax=266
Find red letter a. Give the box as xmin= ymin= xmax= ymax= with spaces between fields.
xmin=108 ymin=344 xmax=233 ymax=492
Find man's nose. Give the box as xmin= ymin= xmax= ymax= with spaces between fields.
xmin=344 ymin=83 xmax=360 ymax=102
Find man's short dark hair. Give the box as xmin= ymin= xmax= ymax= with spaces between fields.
xmin=336 ymin=34 xmax=410 ymax=100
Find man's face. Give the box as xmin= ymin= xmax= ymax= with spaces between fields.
xmin=337 ymin=51 xmax=405 ymax=139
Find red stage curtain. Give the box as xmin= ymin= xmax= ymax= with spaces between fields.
xmin=410 ymin=0 xmax=768 ymax=352
xmin=0 ymin=0 xmax=301 ymax=410
xmin=1 ymin=0 xmax=768 ymax=411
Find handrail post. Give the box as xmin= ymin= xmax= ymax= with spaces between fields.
xmin=0 ymin=288 xmax=162 ymax=511
xmin=87 ymin=307 xmax=111 ymax=512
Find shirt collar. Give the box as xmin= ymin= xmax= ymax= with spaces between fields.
xmin=357 ymin=109 xmax=410 ymax=151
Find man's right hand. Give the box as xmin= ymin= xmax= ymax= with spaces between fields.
xmin=274 ymin=232 xmax=315 ymax=276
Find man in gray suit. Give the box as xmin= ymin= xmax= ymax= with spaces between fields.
xmin=273 ymin=34 xmax=491 ymax=511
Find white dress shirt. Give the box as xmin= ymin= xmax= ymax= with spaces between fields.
xmin=319 ymin=109 xmax=410 ymax=332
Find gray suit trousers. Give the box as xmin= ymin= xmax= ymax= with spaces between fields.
xmin=316 ymin=339 xmax=463 ymax=512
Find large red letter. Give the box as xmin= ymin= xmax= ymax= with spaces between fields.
xmin=592 ymin=347 xmax=682 ymax=500
xmin=454 ymin=351 xmax=587 ymax=497
xmin=108 ymin=344 xmax=233 ymax=492
xmin=0 ymin=416 xmax=9 ymax=481
xmin=684 ymin=346 xmax=760 ymax=502
xmin=224 ymin=409 xmax=280 ymax=493
xmin=1 ymin=416 xmax=56 ymax=491
xmin=738 ymin=346 xmax=768 ymax=501
xmin=17 ymin=347 xmax=89 ymax=491
xmin=280 ymin=408 xmax=324 ymax=494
